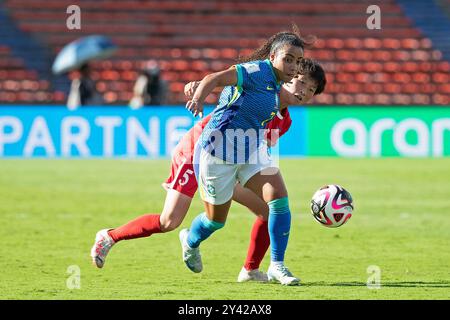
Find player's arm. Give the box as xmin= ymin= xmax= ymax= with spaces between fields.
xmin=186 ymin=67 xmax=237 ymax=117
xmin=184 ymin=77 xmax=229 ymax=100
xmin=184 ymin=81 xmax=200 ymax=100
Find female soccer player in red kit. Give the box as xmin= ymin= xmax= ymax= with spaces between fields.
xmin=91 ymin=58 xmax=326 ymax=282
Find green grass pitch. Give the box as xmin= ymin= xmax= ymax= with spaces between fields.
xmin=0 ymin=158 xmax=449 ymax=300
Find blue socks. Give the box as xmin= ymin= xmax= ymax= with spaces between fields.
xmin=268 ymin=197 xmax=291 ymax=262
xmin=187 ymin=213 xmax=225 ymax=248
xmin=186 ymin=197 xmax=291 ymax=263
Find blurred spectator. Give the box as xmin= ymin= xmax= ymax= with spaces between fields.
xmin=129 ymin=61 xmax=169 ymax=109
xmin=67 ymin=63 xmax=104 ymax=110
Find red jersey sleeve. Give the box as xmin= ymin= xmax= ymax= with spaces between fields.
xmin=265 ymin=108 xmax=292 ymax=146
xmin=173 ymin=114 xmax=212 ymax=158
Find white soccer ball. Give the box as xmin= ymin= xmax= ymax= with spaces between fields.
xmin=310 ymin=184 xmax=354 ymax=228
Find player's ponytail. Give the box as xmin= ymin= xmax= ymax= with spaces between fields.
xmin=237 ymin=23 xmax=315 ymax=63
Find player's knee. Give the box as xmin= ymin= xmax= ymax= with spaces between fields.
xmin=203 ymin=217 xmax=225 ymax=231
xmin=159 ymin=216 xmax=182 ymax=232
xmin=257 ymin=206 xmax=269 ymax=220
xmin=268 ymin=196 xmax=290 ymax=212
xmin=271 ymin=189 xmax=288 ymax=201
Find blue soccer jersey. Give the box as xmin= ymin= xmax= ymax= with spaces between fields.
xmin=199 ymin=59 xmax=281 ymax=163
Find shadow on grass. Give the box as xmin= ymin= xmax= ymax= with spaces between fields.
xmin=302 ymin=281 xmax=450 ymax=288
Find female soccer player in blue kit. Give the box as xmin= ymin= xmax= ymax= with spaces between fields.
xmin=180 ymin=27 xmax=311 ymax=285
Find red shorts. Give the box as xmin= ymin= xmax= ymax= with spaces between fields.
xmin=163 ymin=151 xmax=197 ymax=198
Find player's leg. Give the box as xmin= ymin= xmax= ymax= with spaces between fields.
xmin=179 ymin=200 xmax=231 ymax=273
xmin=109 ymin=188 xmax=193 ymax=240
xmin=179 ymin=148 xmax=235 ymax=273
xmin=91 ymin=189 xmax=193 ymax=268
xmin=232 ymin=184 xmax=270 ymax=282
xmin=243 ymin=168 xmax=299 ymax=285
xmin=232 ymin=183 xmax=269 ymax=220
xmin=159 ymin=189 xmax=193 ymax=232
xmin=91 ymin=150 xmax=198 ymax=268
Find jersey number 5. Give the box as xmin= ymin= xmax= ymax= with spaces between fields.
xmin=179 ymin=169 xmax=194 ymax=186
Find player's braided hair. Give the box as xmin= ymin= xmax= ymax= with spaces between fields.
xmin=237 ymin=23 xmax=316 ymax=63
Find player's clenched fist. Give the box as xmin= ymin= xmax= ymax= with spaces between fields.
xmin=184 ymin=81 xmax=200 ymax=99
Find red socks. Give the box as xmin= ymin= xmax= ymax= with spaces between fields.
xmin=108 ymin=214 xmax=162 ymax=243
xmin=107 ymin=214 xmax=270 ymax=271
xmin=244 ymin=218 xmax=270 ymax=271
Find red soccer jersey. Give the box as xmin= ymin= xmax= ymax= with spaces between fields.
xmin=171 ymin=114 xmax=212 ymax=161
xmin=264 ymin=108 xmax=292 ymax=146
xmin=164 ymin=115 xmax=211 ymax=197
xmin=165 ymin=109 xmax=291 ymax=198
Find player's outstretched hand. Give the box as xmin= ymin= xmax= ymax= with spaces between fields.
xmin=184 ymin=81 xmax=200 ymax=99
xmin=185 ymin=99 xmax=203 ymax=118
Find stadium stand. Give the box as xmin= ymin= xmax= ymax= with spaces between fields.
xmin=0 ymin=0 xmax=449 ymax=105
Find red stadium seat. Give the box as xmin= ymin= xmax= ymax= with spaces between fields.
xmin=353 ymin=50 xmax=373 ymax=61
xmin=202 ymin=48 xmax=221 ymax=59
xmin=121 ymin=71 xmax=138 ymax=81
xmin=392 ymin=94 xmax=412 ymax=105
xmin=363 ymin=38 xmax=382 ymax=49
xmin=314 ymin=50 xmax=335 ymax=61
xmin=411 ymin=50 xmax=431 ymax=61
xmin=353 ymin=94 xmax=372 ymax=105
xmin=382 ymin=38 xmax=401 ymax=49
xmin=383 ymin=62 xmax=401 ymax=73
xmin=336 ymin=73 xmax=354 ymax=83
xmin=392 ymin=50 xmax=411 ymax=61
xmin=439 ymin=84 xmax=450 ymax=94
xmin=326 ymin=39 xmax=345 ymax=49
xmin=354 ymin=73 xmax=371 ymax=83
xmin=344 ymin=83 xmax=361 ymax=94
xmin=401 ymin=62 xmax=419 ymax=73
xmin=2 ymin=0 xmax=449 ymax=105
xmin=372 ymin=73 xmax=391 ymax=83
xmin=169 ymin=48 xmax=182 ymax=59
xmin=373 ymin=94 xmax=392 ymax=105
xmin=341 ymin=62 xmax=362 ymax=73
xmin=221 ymin=48 xmax=238 ymax=59
xmin=191 ymin=61 xmax=209 ymax=72
xmin=384 ymin=83 xmax=402 ymax=94
xmin=432 ymin=94 xmax=449 ymax=104
xmin=393 ymin=73 xmax=412 ymax=84
xmin=411 ymin=94 xmax=431 ymax=104
xmin=364 ymin=62 xmax=383 ymax=73
xmin=401 ymin=39 xmax=420 ymax=50
xmin=412 ymin=73 xmax=431 ymax=83
xmin=172 ymin=60 xmax=190 ymax=71
xmin=402 ymin=83 xmax=420 ymax=94
xmin=335 ymin=50 xmax=353 ymax=61
xmin=344 ymin=38 xmax=362 ymax=49
xmin=313 ymin=93 xmax=333 ymax=104
xmin=419 ymin=83 xmax=437 ymax=94
xmin=363 ymin=83 xmax=383 ymax=94
xmin=372 ymin=50 xmax=391 ymax=62
xmin=432 ymin=73 xmax=449 ymax=83
xmin=336 ymin=94 xmax=354 ymax=104
xmin=179 ymin=71 xmax=199 ymax=82
xmin=437 ymin=61 xmax=450 ymax=72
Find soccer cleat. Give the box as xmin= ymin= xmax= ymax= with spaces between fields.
xmin=90 ymin=229 xmax=115 ymax=268
xmin=237 ymin=267 xmax=269 ymax=283
xmin=267 ymin=263 xmax=300 ymax=286
xmin=179 ymin=228 xmax=203 ymax=273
